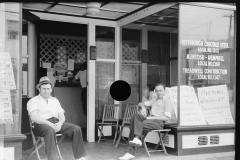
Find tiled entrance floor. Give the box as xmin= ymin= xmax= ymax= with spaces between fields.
xmin=22 ymin=136 xmax=235 ymax=160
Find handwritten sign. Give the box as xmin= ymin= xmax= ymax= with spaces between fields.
xmin=197 ymin=85 xmax=234 ymax=125
xmin=168 ymin=85 xmax=207 ymax=126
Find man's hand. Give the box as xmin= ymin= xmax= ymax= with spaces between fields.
xmin=48 ymin=122 xmax=57 ymax=131
xmin=140 ymin=106 xmax=147 ymax=117
xmin=55 ymin=122 xmax=63 ymax=132
xmin=138 ymin=103 xmax=147 ymax=117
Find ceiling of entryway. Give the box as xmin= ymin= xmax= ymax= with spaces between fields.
xmin=22 ymin=2 xmax=178 ymax=29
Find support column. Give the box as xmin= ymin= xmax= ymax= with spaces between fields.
xmin=114 ymin=26 xmax=121 ymax=108
xmin=87 ymin=23 xmax=95 ymax=142
xmin=141 ymin=28 xmax=148 ymax=101
xmin=27 ymin=22 xmax=36 ymax=97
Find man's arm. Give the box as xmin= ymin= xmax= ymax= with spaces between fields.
xmin=30 ymin=110 xmax=56 ymax=129
xmin=72 ymin=71 xmax=80 ymax=83
xmin=55 ymin=112 xmax=65 ymax=132
xmin=72 ymin=77 xmax=79 ymax=83
xmin=58 ymin=112 xmax=65 ymax=125
xmin=146 ymin=115 xmax=170 ymax=121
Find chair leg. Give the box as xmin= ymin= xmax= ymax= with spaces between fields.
xmin=26 ymin=138 xmax=45 ymax=160
xmin=113 ymin=126 xmax=119 ymax=145
xmin=114 ymin=127 xmax=123 ymax=148
xmin=142 ymin=132 xmax=150 ymax=157
xmin=57 ymin=144 xmax=63 ymax=160
xmin=97 ymin=125 xmax=105 ymax=143
xmin=158 ymin=131 xmax=168 ymax=155
xmin=142 ymin=139 xmax=150 ymax=157
xmin=35 ymin=146 xmax=42 ymax=160
xmin=57 ymin=135 xmax=65 ymax=144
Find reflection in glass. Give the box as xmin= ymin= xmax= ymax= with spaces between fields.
xmin=0 ymin=3 xmax=21 ymax=134
xmin=95 ymin=62 xmax=115 ymax=120
xmin=179 ymin=4 xmax=235 ymax=125
xmin=121 ymin=28 xmax=141 ymax=116
xmin=96 ymin=26 xmax=115 ymax=59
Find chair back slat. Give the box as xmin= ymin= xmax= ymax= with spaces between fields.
xmin=102 ymin=104 xmax=120 ymax=123
xmin=122 ymin=103 xmax=138 ymax=125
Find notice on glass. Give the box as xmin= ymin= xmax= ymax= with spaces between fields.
xmin=168 ymin=85 xmax=207 ymax=126
xmin=197 ymin=85 xmax=234 ymax=125
xmin=0 ymin=52 xmax=16 ymax=90
xmin=0 ymin=89 xmax=13 ymax=124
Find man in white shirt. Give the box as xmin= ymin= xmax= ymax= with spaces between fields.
xmin=119 ymin=83 xmax=173 ymax=160
xmin=72 ymin=62 xmax=87 ymax=117
xmin=27 ymin=76 xmax=86 ymax=160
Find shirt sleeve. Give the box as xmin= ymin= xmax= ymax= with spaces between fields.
xmin=164 ymin=98 xmax=173 ymax=119
xmin=75 ymin=71 xmax=80 ymax=80
xmin=27 ymin=98 xmax=38 ymax=114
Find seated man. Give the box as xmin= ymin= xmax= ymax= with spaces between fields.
xmin=27 ymin=76 xmax=86 ymax=160
xmin=119 ymin=83 xmax=173 ymax=160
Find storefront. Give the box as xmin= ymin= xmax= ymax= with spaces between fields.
xmin=0 ymin=2 xmax=236 ymax=159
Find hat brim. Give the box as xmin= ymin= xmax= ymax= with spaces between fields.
xmin=36 ymin=81 xmax=53 ymax=90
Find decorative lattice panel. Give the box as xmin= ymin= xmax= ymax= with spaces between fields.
xmin=122 ymin=41 xmax=139 ymax=61
xmin=40 ymin=35 xmax=87 ymax=64
xmin=96 ymin=41 xmax=115 ymax=59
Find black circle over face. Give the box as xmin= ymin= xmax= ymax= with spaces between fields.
xmin=110 ymin=80 xmax=131 ymax=101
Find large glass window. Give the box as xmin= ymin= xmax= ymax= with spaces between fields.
xmin=121 ymin=28 xmax=141 ymax=116
xmin=177 ymin=4 xmax=235 ymax=126
xmin=22 ymin=19 xmax=28 ymax=97
xmin=95 ymin=26 xmax=115 ymax=120
xmin=0 ymin=3 xmax=22 ymax=134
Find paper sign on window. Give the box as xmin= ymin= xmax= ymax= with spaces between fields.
xmin=197 ymin=85 xmax=234 ymax=125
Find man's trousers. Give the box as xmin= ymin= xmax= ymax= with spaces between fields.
xmin=33 ymin=117 xmax=86 ymax=160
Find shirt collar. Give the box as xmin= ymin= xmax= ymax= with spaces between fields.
xmin=38 ymin=94 xmax=53 ymax=101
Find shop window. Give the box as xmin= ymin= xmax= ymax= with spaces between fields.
xmin=95 ymin=26 xmax=115 ymax=120
xmin=121 ymin=28 xmax=141 ymax=116
xmin=147 ymin=31 xmax=170 ymax=88
xmin=96 ymin=26 xmax=115 ymax=59
xmin=0 ymin=2 xmax=21 ymax=134
xmin=95 ymin=62 xmax=115 ymax=120
xmin=176 ymin=4 xmax=236 ymax=126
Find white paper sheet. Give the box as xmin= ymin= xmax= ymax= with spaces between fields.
xmin=168 ymin=85 xmax=207 ymax=126
xmin=68 ymin=59 xmax=75 ymax=71
xmin=197 ymin=85 xmax=234 ymax=125
xmin=42 ymin=62 xmax=52 ymax=68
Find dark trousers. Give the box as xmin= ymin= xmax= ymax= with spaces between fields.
xmin=127 ymin=114 xmax=164 ymax=155
xmin=81 ymin=87 xmax=87 ymax=117
xmin=33 ymin=117 xmax=86 ymax=160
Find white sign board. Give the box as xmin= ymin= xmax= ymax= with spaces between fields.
xmin=168 ymin=85 xmax=207 ymax=126
xmin=197 ymin=85 xmax=234 ymax=125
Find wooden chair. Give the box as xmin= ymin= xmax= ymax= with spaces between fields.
xmin=140 ymin=106 xmax=171 ymax=156
xmin=96 ymin=104 xmax=120 ymax=144
xmin=26 ymin=116 xmax=65 ymax=160
xmin=141 ymin=128 xmax=170 ymax=156
xmin=114 ymin=103 xmax=139 ymax=148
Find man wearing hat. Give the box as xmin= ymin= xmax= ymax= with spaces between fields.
xmin=27 ymin=76 xmax=86 ymax=160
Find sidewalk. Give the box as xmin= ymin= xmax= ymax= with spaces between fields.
xmin=22 ymin=137 xmax=235 ymax=160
